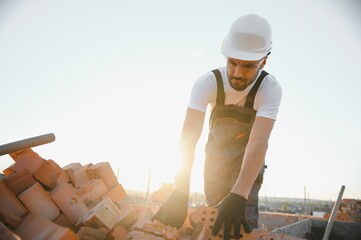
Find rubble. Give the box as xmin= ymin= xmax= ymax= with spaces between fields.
xmin=1 ymin=147 xmax=303 ymax=240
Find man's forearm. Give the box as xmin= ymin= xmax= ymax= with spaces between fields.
xmin=174 ymin=144 xmax=196 ymax=196
xmin=231 ymin=139 xmax=268 ymax=199
xmin=174 ymin=108 xmax=205 ymax=197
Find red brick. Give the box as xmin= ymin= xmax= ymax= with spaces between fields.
xmin=106 ymin=225 xmax=128 ymax=240
xmin=76 ymin=226 xmax=107 ymax=240
xmin=76 ymin=179 xmax=108 ymax=205
xmin=48 ymin=160 xmax=70 ymax=184
xmin=50 ymin=183 xmax=88 ymax=226
xmin=53 ymin=214 xmax=74 ymax=231
xmin=15 ymin=213 xmax=79 ymax=239
xmin=7 ymin=149 xmax=45 ymax=175
xmin=76 ymin=197 xmax=121 ymax=231
xmin=101 ymin=183 xmax=127 ymax=203
xmin=63 ymin=163 xmax=89 ymax=187
xmin=0 ymin=221 xmax=21 ymax=240
xmin=2 ymin=166 xmax=15 ymax=177
xmin=46 ymin=226 xmax=78 ymax=240
xmin=0 ymin=180 xmax=28 ymax=218
xmin=86 ymin=162 xmax=118 ymax=189
xmin=115 ymin=203 xmax=140 ymax=229
xmin=3 ymin=169 xmax=36 ymax=195
xmin=18 ymin=182 xmax=60 ymax=221
xmin=33 ymin=160 xmax=62 ymax=189
xmin=0 ymin=204 xmax=22 ymax=228
xmin=14 ymin=213 xmax=58 ymax=239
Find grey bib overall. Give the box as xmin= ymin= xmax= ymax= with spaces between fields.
xmin=204 ymin=69 xmax=268 ymax=229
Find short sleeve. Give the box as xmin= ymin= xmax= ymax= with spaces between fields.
xmin=254 ymin=74 xmax=282 ymax=120
xmin=187 ymin=72 xmax=217 ymax=112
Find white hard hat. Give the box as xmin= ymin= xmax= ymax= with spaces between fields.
xmin=221 ymin=14 xmax=272 ymax=61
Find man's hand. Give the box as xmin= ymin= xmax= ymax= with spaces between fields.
xmin=212 ymin=193 xmax=251 ymax=239
xmin=152 ymin=190 xmax=189 ymax=229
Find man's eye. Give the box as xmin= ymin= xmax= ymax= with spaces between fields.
xmin=244 ymin=65 xmax=256 ymax=69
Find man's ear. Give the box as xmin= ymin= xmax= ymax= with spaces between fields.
xmin=260 ymin=56 xmax=268 ymax=69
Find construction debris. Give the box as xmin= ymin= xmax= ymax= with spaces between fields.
xmin=0 ymin=147 xmax=305 ymax=240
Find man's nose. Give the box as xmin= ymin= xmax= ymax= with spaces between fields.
xmin=233 ymin=65 xmax=244 ymax=78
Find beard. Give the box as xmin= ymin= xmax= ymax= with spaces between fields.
xmin=229 ymin=77 xmax=248 ymax=91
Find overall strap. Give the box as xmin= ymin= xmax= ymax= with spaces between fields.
xmin=244 ymin=70 xmax=269 ymax=109
xmin=212 ymin=69 xmax=225 ymax=106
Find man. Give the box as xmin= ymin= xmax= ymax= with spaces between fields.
xmin=153 ymin=14 xmax=282 ymax=239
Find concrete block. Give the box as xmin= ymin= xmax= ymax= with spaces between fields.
xmin=63 ymin=163 xmax=89 ymax=187
xmin=76 ymin=179 xmax=108 ymax=205
xmin=0 ymin=180 xmax=28 ymax=218
xmin=86 ymin=162 xmax=118 ymax=189
xmin=51 ymin=183 xmax=88 ymax=226
xmin=101 ymin=183 xmax=127 ymax=203
xmin=18 ymin=182 xmax=60 ymax=221
xmin=76 ymin=197 xmax=121 ymax=232
xmin=3 ymin=169 xmax=36 ymax=195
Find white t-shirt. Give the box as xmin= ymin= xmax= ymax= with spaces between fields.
xmin=188 ymin=67 xmax=282 ymax=120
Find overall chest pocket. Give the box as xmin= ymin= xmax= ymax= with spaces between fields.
xmin=209 ymin=105 xmax=256 ymax=147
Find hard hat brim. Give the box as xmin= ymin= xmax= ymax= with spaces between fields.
xmin=221 ymin=41 xmax=271 ymax=61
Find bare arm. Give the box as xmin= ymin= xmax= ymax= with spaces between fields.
xmin=174 ymin=108 xmax=206 ymax=196
xmin=231 ymin=116 xmax=275 ymax=199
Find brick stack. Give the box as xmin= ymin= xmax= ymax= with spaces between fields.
xmin=0 ymin=149 xmax=300 ymax=240
xmin=0 ymin=148 xmax=128 ymax=240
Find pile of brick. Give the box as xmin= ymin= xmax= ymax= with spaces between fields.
xmin=188 ymin=206 xmax=302 ymax=240
xmin=0 ymin=148 xmax=182 ymax=239
xmin=1 ymin=148 xmax=300 ymax=240
xmin=323 ymin=211 xmax=351 ymax=222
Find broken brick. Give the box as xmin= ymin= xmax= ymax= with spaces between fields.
xmin=51 ymin=183 xmax=88 ymax=226
xmin=76 ymin=197 xmax=121 ymax=232
xmin=76 ymin=179 xmax=108 ymax=206
xmin=63 ymin=163 xmax=90 ymax=187
xmin=86 ymin=162 xmax=118 ymax=189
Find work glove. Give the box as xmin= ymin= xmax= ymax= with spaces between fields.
xmin=212 ymin=193 xmax=251 ymax=240
xmin=152 ymin=190 xmax=189 ymax=229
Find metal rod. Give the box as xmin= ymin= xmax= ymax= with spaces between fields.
xmin=0 ymin=133 xmax=56 ymax=156
xmin=322 ymin=185 xmax=345 ymax=240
